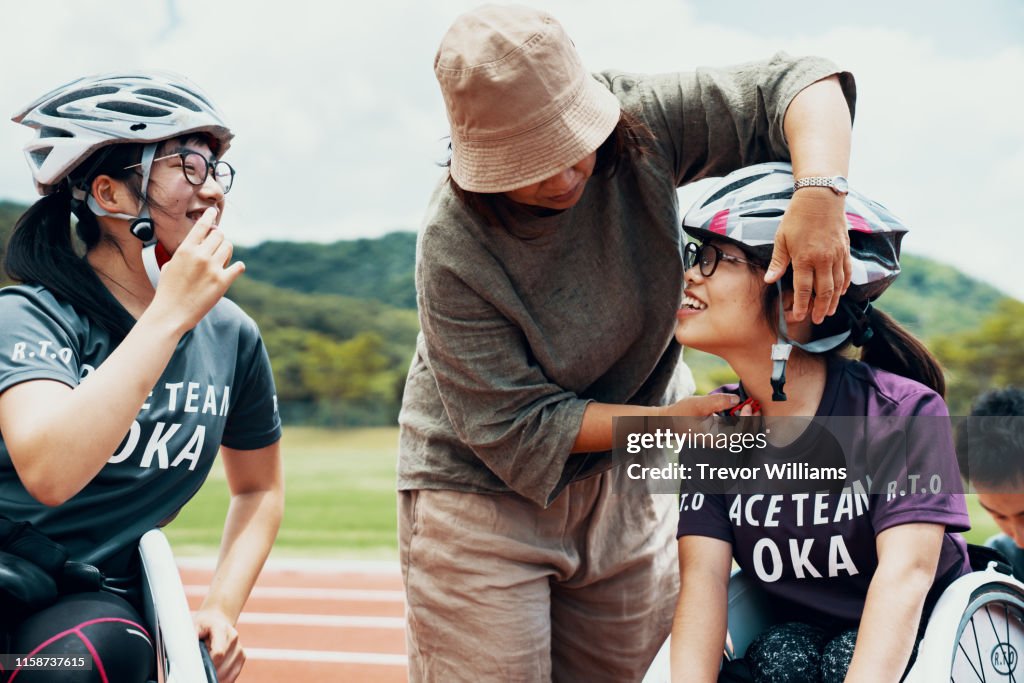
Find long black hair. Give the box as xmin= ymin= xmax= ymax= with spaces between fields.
xmin=4 ymin=143 xmax=148 ymax=341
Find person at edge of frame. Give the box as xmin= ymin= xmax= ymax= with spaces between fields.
xmin=956 ymin=387 xmax=1024 ymax=581
xmin=0 ymin=71 xmax=283 ymax=683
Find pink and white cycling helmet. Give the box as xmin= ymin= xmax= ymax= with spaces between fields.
xmin=682 ymin=162 xmax=909 ymax=400
xmin=682 ymin=161 xmax=907 ymax=302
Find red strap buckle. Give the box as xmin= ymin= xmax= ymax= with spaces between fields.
xmin=726 ymin=397 xmax=761 ymax=417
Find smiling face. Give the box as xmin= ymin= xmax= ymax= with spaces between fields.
xmin=502 ymin=151 xmax=597 ymax=210
xmin=674 ymin=240 xmax=773 ymax=355
xmin=145 ymin=136 xmax=226 ymax=252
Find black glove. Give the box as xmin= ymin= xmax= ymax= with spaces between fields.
xmin=0 ymin=516 xmax=67 ymax=575
xmin=0 ymin=515 xmax=105 ymax=624
xmin=0 ymin=550 xmax=58 ymax=622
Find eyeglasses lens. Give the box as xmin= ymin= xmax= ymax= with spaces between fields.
xmin=698 ymin=244 xmax=718 ymax=276
xmin=213 ymin=162 xmax=234 ymax=193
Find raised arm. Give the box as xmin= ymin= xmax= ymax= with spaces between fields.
xmin=768 ymin=74 xmax=853 ymax=324
xmin=614 ymin=53 xmax=855 ymax=324
xmin=0 ymin=211 xmax=243 ymax=505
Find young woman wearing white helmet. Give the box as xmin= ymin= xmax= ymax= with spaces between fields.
xmin=671 ymin=163 xmax=969 ymax=682
xmin=0 ymin=71 xmax=283 ymax=683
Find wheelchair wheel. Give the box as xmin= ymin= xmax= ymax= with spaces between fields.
xmin=951 ymin=583 xmax=1024 ymax=681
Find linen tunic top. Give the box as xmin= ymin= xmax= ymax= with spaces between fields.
xmin=399 ymin=53 xmax=857 ymax=508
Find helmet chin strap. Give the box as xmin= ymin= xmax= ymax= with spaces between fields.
xmin=72 ymin=143 xmax=164 ymax=287
xmin=140 ymin=242 xmax=169 ymax=289
xmin=770 ymin=281 xmax=851 ymax=402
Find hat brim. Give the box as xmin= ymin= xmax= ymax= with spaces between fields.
xmin=450 ymin=77 xmax=621 ymax=194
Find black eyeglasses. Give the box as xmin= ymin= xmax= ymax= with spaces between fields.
xmin=126 ymin=151 xmax=235 ymax=193
xmin=684 ymin=241 xmax=760 ymax=277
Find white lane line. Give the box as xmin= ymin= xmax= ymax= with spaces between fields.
xmin=246 ymin=648 xmax=407 ymax=665
xmin=237 ymin=613 xmax=405 ymax=629
xmin=178 ymin=558 xmax=401 ymax=574
xmin=184 ymin=585 xmax=405 ymax=601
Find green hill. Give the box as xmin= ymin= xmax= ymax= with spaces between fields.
xmin=234 ymin=234 xmax=417 ymax=309
xmin=234 ymin=231 xmax=1009 ymax=343
xmin=1 ymin=198 xmax=1018 ymax=423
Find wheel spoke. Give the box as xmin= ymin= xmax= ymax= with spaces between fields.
xmin=973 ymin=616 xmax=986 ymax=682
xmin=956 ymin=618 xmax=985 ymax=682
xmin=1006 ymin=603 xmax=1017 ymax=683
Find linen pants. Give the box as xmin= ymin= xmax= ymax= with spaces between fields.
xmin=399 ymin=469 xmax=679 ymax=682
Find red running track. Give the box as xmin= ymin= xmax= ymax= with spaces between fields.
xmin=180 ymin=559 xmax=408 ymax=683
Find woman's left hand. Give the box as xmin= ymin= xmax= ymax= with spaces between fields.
xmin=764 ymin=187 xmax=852 ymax=325
xmin=194 ymin=607 xmax=246 ymax=682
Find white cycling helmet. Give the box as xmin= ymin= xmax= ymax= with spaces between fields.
xmin=12 ymin=70 xmax=233 ymax=196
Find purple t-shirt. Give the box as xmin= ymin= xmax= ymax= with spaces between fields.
xmin=676 ymin=356 xmax=970 ymax=623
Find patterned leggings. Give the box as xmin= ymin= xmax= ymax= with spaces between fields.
xmin=1 ymin=591 xmax=154 ymax=683
xmin=745 ymin=623 xmax=857 ymax=683
xmin=722 ymin=621 xmax=919 ymax=683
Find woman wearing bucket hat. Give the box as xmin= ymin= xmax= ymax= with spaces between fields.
xmin=0 ymin=71 xmax=283 ymax=682
xmin=398 ymin=5 xmax=856 ymax=681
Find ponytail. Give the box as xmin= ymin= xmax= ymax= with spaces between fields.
xmin=858 ymin=306 xmax=946 ymax=397
xmin=4 ymin=185 xmax=135 ymax=341
xmin=762 ymin=281 xmax=946 ymax=397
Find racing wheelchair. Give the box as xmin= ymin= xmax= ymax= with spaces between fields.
xmin=139 ymin=529 xmax=218 ymax=683
xmin=643 ymin=558 xmax=1024 ymax=682
xmin=724 ymin=560 xmax=1024 ymax=682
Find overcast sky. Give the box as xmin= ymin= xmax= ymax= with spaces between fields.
xmin=2 ymin=1 xmax=1021 ymax=298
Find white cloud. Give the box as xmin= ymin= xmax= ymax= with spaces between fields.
xmin=1 ymin=0 xmax=1020 ymax=298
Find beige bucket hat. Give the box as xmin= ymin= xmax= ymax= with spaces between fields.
xmin=435 ymin=4 xmax=622 ymax=194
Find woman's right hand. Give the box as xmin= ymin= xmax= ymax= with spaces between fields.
xmin=150 ymin=207 xmax=246 ymax=333
xmin=574 ymin=393 xmax=740 ymax=453
xmin=658 ymin=393 xmax=740 ymax=418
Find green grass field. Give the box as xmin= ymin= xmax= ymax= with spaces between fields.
xmin=164 ymin=426 xmax=1002 ymax=558
xmin=165 ymin=427 xmax=400 ymax=559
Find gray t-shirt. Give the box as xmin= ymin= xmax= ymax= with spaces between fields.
xmin=0 ymin=284 xmax=281 ymax=578
xmin=398 ymin=53 xmax=857 ymax=508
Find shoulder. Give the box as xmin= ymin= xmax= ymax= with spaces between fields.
xmin=204 ymin=296 xmax=262 ymax=343
xmin=0 ymin=283 xmax=75 ymax=314
xmin=0 ymin=283 xmax=89 ymax=330
xmin=417 ymin=182 xmax=508 ymax=298
xmin=835 ymin=358 xmax=948 ymax=418
xmin=419 ymin=182 xmax=492 ymax=262
xmin=593 ymin=70 xmax=672 ymax=124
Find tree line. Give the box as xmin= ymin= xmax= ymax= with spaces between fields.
xmin=1 ymin=200 xmax=1020 ymax=423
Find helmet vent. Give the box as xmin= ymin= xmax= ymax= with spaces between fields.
xmin=29 ymin=147 xmax=53 ymax=167
xmin=39 ymin=126 xmax=73 ymax=138
xmin=41 ymin=86 xmax=119 ymax=116
xmin=700 ymin=171 xmax=774 ymax=207
xmin=740 ymin=209 xmax=784 ymax=218
xmin=749 ymin=191 xmax=792 ymax=203
xmin=96 ymin=101 xmax=171 ymax=117
xmin=131 ymin=123 xmax=147 ymax=131
xmin=136 ymin=89 xmax=203 ymax=112
xmin=173 ymin=85 xmax=214 ymax=109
